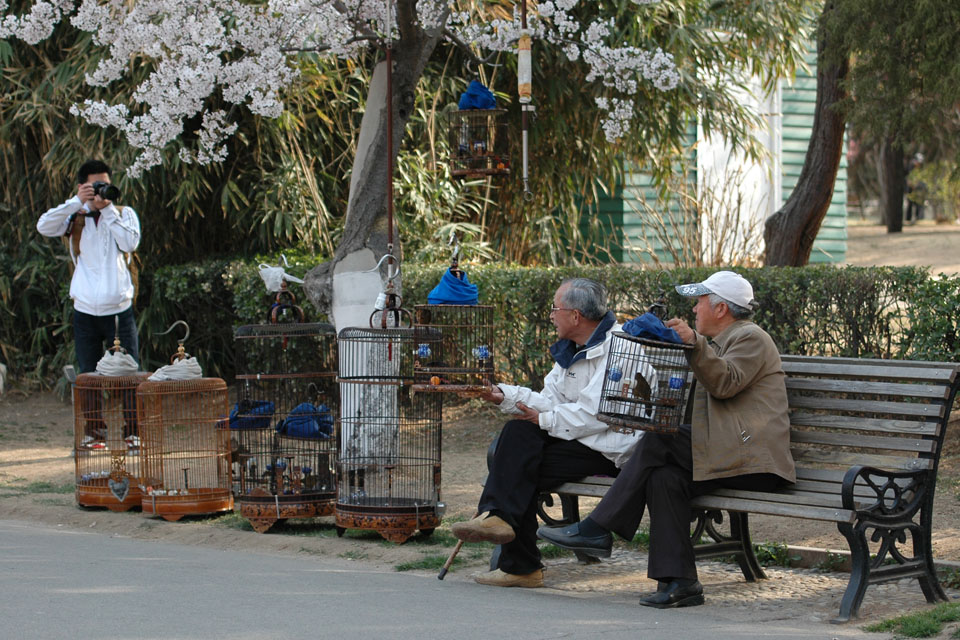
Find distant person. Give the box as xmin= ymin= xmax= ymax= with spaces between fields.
xmin=37 ymin=159 xmax=141 ymax=374
xmin=450 ymin=278 xmax=643 ymax=588
xmin=905 ymin=153 xmax=927 ymax=224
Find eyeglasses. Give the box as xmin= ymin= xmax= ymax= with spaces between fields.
xmin=550 ymin=306 xmax=577 ymax=314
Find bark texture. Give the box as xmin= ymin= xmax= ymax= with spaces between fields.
xmin=879 ymin=138 xmax=905 ymax=233
xmin=763 ymin=3 xmax=849 ymax=267
xmin=304 ymin=1 xmax=443 ymax=316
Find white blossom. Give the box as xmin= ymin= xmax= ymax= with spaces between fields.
xmin=2 ymin=0 xmax=676 ymax=171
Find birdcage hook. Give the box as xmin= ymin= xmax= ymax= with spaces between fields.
xmin=647 ymin=272 xmax=671 ymax=320
xmin=107 ymin=314 xmax=127 ymax=354
xmin=447 ymin=231 xmax=464 ymax=279
xmin=157 ymin=320 xmax=191 ymax=362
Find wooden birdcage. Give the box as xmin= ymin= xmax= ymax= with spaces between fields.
xmin=411 ymin=304 xmax=495 ymax=393
xmin=449 ymin=109 xmax=510 ymax=178
xmin=597 ymin=333 xmax=696 ymax=434
xmin=74 ymin=372 xmax=151 ymax=510
xmin=137 ymin=378 xmax=233 ymax=520
xmin=232 ymin=322 xmax=339 ymax=533
xmin=335 ymin=327 xmax=444 ymax=543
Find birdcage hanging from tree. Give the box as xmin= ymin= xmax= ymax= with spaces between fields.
xmin=137 ymin=324 xmax=232 ymax=520
xmin=412 ymin=304 xmax=494 ymax=393
xmin=232 ymin=322 xmax=339 ymax=533
xmin=597 ymin=333 xmax=695 ymax=435
xmin=74 ymin=371 xmax=151 ymax=510
xmin=335 ymin=326 xmax=444 ymax=543
xmin=448 ymin=109 xmax=510 ymax=179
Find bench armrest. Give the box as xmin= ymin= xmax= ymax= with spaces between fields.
xmin=841 ymin=465 xmax=930 ymax=523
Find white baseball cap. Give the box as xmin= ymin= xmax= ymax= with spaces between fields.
xmin=675 ymin=271 xmax=756 ymax=309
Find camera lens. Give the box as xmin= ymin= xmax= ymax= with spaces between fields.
xmin=92 ymin=181 xmax=121 ymax=201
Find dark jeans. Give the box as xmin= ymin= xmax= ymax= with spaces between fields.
xmin=74 ymin=307 xmax=139 ymax=374
xmin=479 ymin=419 xmax=619 ymax=575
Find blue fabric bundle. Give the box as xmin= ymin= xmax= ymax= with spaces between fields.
xmin=458 ymin=80 xmax=496 ymax=110
xmin=622 ymin=312 xmax=684 ymax=344
xmin=276 ymin=402 xmax=333 ymax=439
xmin=229 ymin=400 xmax=275 ymax=430
xmin=427 ymin=268 xmax=479 ymax=305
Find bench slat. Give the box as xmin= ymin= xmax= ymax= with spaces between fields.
xmin=702 ymin=487 xmax=879 ymax=510
xmin=790 ymin=430 xmax=936 ymax=453
xmin=790 ymin=446 xmax=933 ymax=470
xmin=787 ymin=394 xmax=945 ymax=418
xmin=789 ymin=412 xmax=939 ymax=436
xmin=781 ymin=359 xmax=959 ymax=383
xmin=690 ymin=494 xmax=856 ymax=523
xmin=785 ymin=377 xmax=952 ymax=399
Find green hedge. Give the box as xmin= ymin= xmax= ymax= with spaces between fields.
xmin=3 ymin=256 xmax=958 ymax=388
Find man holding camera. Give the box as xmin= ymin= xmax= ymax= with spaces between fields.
xmin=37 ymin=159 xmax=141 ymax=374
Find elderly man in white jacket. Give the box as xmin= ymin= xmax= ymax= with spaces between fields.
xmin=37 ymin=159 xmax=141 ymax=374
xmin=452 ymin=278 xmax=644 ymax=588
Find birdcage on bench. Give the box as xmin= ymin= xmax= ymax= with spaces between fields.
xmin=232 ymin=322 xmax=339 ymax=533
xmin=597 ymin=333 xmax=696 ymax=434
xmin=137 ymin=378 xmax=233 ymax=520
xmin=411 ymin=304 xmax=495 ymax=394
xmin=448 ymin=109 xmax=510 ymax=178
xmin=335 ymin=326 xmax=444 ymax=543
xmin=74 ymin=372 xmax=151 ymax=510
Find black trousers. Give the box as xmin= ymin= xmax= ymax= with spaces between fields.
xmin=479 ymin=419 xmax=619 ymax=575
xmin=590 ymin=428 xmax=784 ymax=581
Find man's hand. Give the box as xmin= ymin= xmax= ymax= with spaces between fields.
xmin=515 ymin=402 xmax=540 ymax=425
xmin=666 ymin=317 xmax=696 ymax=345
xmin=76 ymin=183 xmax=95 ymax=207
xmin=475 ymin=383 xmax=505 ymax=405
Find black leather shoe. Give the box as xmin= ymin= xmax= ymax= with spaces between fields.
xmin=638 ymin=580 xmax=704 ymax=608
xmin=536 ymin=522 xmax=612 ymax=558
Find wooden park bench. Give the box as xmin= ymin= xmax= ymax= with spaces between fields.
xmin=537 ymin=355 xmax=960 ymax=621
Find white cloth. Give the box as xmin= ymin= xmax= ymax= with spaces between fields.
xmin=37 ymin=196 xmax=141 ymax=316
xmin=94 ymin=351 xmax=140 ymax=376
xmin=148 ymin=357 xmax=203 ymax=381
xmin=496 ymin=323 xmax=644 ymax=468
xmin=258 ymin=263 xmax=304 ymax=292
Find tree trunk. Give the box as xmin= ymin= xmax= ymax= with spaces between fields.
xmin=303 ymin=7 xmax=442 ymax=323
xmin=879 ymin=138 xmax=904 ymax=233
xmin=763 ymin=3 xmax=849 ymax=266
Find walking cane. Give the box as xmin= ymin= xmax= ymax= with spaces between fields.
xmin=437 ymin=510 xmax=478 ymax=580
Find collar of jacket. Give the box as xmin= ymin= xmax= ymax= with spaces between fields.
xmin=549 ymin=310 xmax=616 ymax=369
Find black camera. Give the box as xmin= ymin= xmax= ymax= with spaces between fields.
xmin=91 ymin=181 xmax=120 ymax=201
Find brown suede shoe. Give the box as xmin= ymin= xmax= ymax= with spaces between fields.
xmin=450 ymin=512 xmax=516 ymax=544
xmin=474 ymin=568 xmax=544 ymax=588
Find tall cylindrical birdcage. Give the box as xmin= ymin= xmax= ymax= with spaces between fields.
xmin=74 ymin=372 xmax=151 ymax=510
xmin=137 ymin=378 xmax=233 ymax=520
xmin=232 ymin=322 xmax=339 ymax=533
xmin=412 ymin=304 xmax=495 ymax=393
xmin=448 ymin=109 xmax=510 ymax=178
xmin=335 ymin=327 xmax=444 ymax=543
xmin=597 ymin=333 xmax=696 ymax=434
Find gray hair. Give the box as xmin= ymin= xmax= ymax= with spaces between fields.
xmin=707 ymin=293 xmax=753 ymax=320
xmin=559 ymin=278 xmax=608 ymax=321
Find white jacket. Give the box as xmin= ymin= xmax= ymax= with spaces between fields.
xmin=496 ymin=316 xmax=644 ymax=468
xmin=37 ymin=196 xmax=141 ymax=316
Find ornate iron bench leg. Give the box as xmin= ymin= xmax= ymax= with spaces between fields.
xmin=730 ymin=511 xmax=766 ymax=582
xmin=836 ymin=521 xmax=871 ymax=622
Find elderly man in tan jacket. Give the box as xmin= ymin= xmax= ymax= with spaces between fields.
xmin=537 ymin=271 xmax=795 ymax=609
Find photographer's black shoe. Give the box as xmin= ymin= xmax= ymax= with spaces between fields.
xmin=536 ymin=521 xmax=612 ymax=558
xmin=638 ymin=580 xmax=704 ymax=609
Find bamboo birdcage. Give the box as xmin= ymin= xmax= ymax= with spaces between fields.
xmin=335 ymin=327 xmax=444 ymax=543
xmin=137 ymin=376 xmax=233 ymax=520
xmin=412 ymin=304 xmax=495 ymax=393
xmin=448 ymin=109 xmax=510 ymax=178
xmin=232 ymin=322 xmax=339 ymax=533
xmin=597 ymin=333 xmax=696 ymax=434
xmin=74 ymin=372 xmax=151 ymax=510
